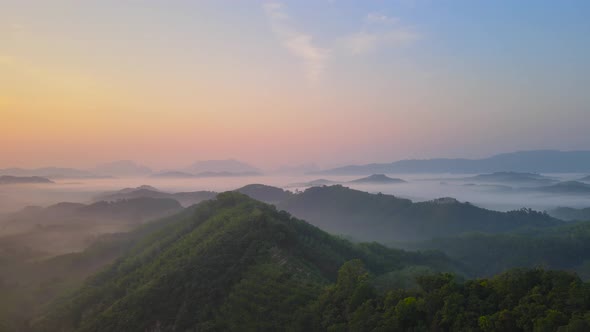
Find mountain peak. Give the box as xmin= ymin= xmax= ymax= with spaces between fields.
xmin=349 ymin=174 xmax=406 ymax=184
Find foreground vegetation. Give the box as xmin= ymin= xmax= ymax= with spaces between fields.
xmin=2 ymin=190 xmax=590 ymax=331
xmin=297 ymin=262 xmax=590 ymax=331
xmin=410 ymin=220 xmax=590 ymax=279
xmin=23 ymin=193 xmax=590 ymax=331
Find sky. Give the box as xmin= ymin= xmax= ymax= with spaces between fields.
xmin=1 ymin=0 xmax=589 ymax=170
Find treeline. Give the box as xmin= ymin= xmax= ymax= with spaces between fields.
xmin=294 ymin=260 xmax=590 ymax=332
xmin=412 ymin=220 xmax=590 ymax=279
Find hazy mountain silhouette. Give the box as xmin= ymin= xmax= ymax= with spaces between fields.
xmin=96 ymin=186 xmax=216 ymax=207
xmin=549 ymin=207 xmax=590 ymax=221
xmin=289 ymin=178 xmax=340 ymax=187
xmin=461 ymin=172 xmax=558 ymax=186
xmin=236 ymin=184 xmax=293 ymax=204
xmin=151 ymin=171 xmax=196 ymax=178
xmin=348 ymin=174 xmax=406 ymax=184
xmin=3 ymin=197 xmax=181 ymax=230
xmin=579 ymin=175 xmax=590 ymax=182
xmin=0 ymin=167 xmax=105 ymax=179
xmin=0 ymin=175 xmax=53 ymax=185
xmin=0 ymin=197 xmax=183 ymax=256
xmin=316 ymin=150 xmax=590 ymax=175
xmin=275 ymin=185 xmax=561 ymax=242
xmin=530 ymin=181 xmax=590 ymax=195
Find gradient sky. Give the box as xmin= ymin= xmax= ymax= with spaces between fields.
xmin=1 ymin=0 xmax=589 ymax=169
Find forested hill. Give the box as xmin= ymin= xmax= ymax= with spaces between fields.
xmin=277 ymin=185 xmax=561 ymax=242
xmin=549 ymin=206 xmax=590 ymax=221
xmin=33 ymin=192 xmax=459 ymax=332
xmin=408 ymin=220 xmax=590 ymax=279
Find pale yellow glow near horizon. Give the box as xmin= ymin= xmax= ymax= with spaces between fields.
xmin=2 ymin=1 xmax=588 ymax=170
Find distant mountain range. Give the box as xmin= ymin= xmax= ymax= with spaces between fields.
xmin=316 ymin=150 xmax=590 ymax=175
xmin=290 ymin=174 xmax=406 ymax=187
xmin=0 ymin=159 xmax=260 ymax=179
xmin=96 ymin=185 xmax=217 ymax=207
xmin=275 ymin=185 xmax=561 ymax=242
xmin=349 ymin=174 xmax=406 ymax=184
xmin=549 ymin=207 xmax=590 ymax=221
xmin=0 ymin=197 xmax=182 ymax=255
xmin=462 ymin=172 xmax=557 ymax=186
xmin=92 ymin=183 xmax=563 ymax=243
xmin=530 ymin=181 xmax=590 ymax=195
xmin=151 ymin=171 xmax=197 ymax=178
xmin=0 ymin=167 xmax=106 ymax=179
xmin=0 ymin=175 xmax=53 ymax=185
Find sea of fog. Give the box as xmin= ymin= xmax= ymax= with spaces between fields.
xmin=0 ymin=173 xmax=589 ymax=214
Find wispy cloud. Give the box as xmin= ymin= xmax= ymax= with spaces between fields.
xmin=263 ymin=2 xmax=329 ymax=82
xmin=341 ymin=13 xmax=419 ymax=55
xmin=366 ymin=12 xmax=398 ymax=25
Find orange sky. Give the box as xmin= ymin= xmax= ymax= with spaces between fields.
xmin=1 ymin=1 xmax=589 ymax=169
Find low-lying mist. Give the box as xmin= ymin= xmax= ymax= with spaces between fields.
xmin=0 ymin=173 xmax=588 ymax=215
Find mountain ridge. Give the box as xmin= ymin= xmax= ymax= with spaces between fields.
xmin=33 ymin=192 xmax=460 ymax=331
xmin=315 ymin=150 xmax=590 ymax=175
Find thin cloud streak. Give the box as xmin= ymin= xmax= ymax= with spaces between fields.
xmin=341 ymin=13 xmax=419 ymax=55
xmin=263 ymin=2 xmax=329 ymax=82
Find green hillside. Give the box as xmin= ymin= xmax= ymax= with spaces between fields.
xmin=549 ymin=207 xmax=590 ymax=221
xmin=0 ymin=206 xmax=199 ymax=331
xmin=33 ymin=192 xmax=459 ymax=332
xmin=410 ymin=221 xmax=590 ymax=279
xmin=277 ymin=185 xmax=561 ymax=242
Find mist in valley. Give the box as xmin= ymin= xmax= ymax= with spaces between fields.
xmin=1 ymin=172 xmax=588 ymax=215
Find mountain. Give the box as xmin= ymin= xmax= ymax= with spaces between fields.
xmin=151 ymin=171 xmax=196 ymax=178
xmin=236 ymin=184 xmax=293 ymax=204
xmin=34 ymin=192 xmax=460 ymax=331
xmin=2 ymin=197 xmax=182 ymax=230
xmin=317 ymin=150 xmax=590 ymax=175
xmin=0 ymin=167 xmax=104 ymax=179
xmin=0 ymin=206 xmax=200 ymax=331
xmin=410 ymin=220 xmax=590 ymax=279
xmin=185 ymin=159 xmax=260 ymax=174
xmin=549 ymin=207 xmax=590 ymax=221
xmin=0 ymin=175 xmax=53 ymax=185
xmin=531 ymin=181 xmax=590 ymax=195
xmin=276 ymin=185 xmax=561 ymax=242
xmin=579 ymin=175 xmax=590 ymax=182
xmin=96 ymin=186 xmax=216 ymax=207
xmin=304 ymin=179 xmax=339 ymax=186
xmin=109 ymin=184 xmax=160 ymax=194
xmin=289 ymin=178 xmax=340 ymax=187
xmin=348 ymin=174 xmax=406 ymax=184
xmin=0 ymin=197 xmax=182 ymax=256
xmin=92 ymin=160 xmax=152 ymax=177
xmin=462 ymin=171 xmax=557 ymax=186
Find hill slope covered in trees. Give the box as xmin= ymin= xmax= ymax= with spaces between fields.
xmin=277 ymin=185 xmax=561 ymax=242
xmin=33 ymin=192 xmax=460 ymax=331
